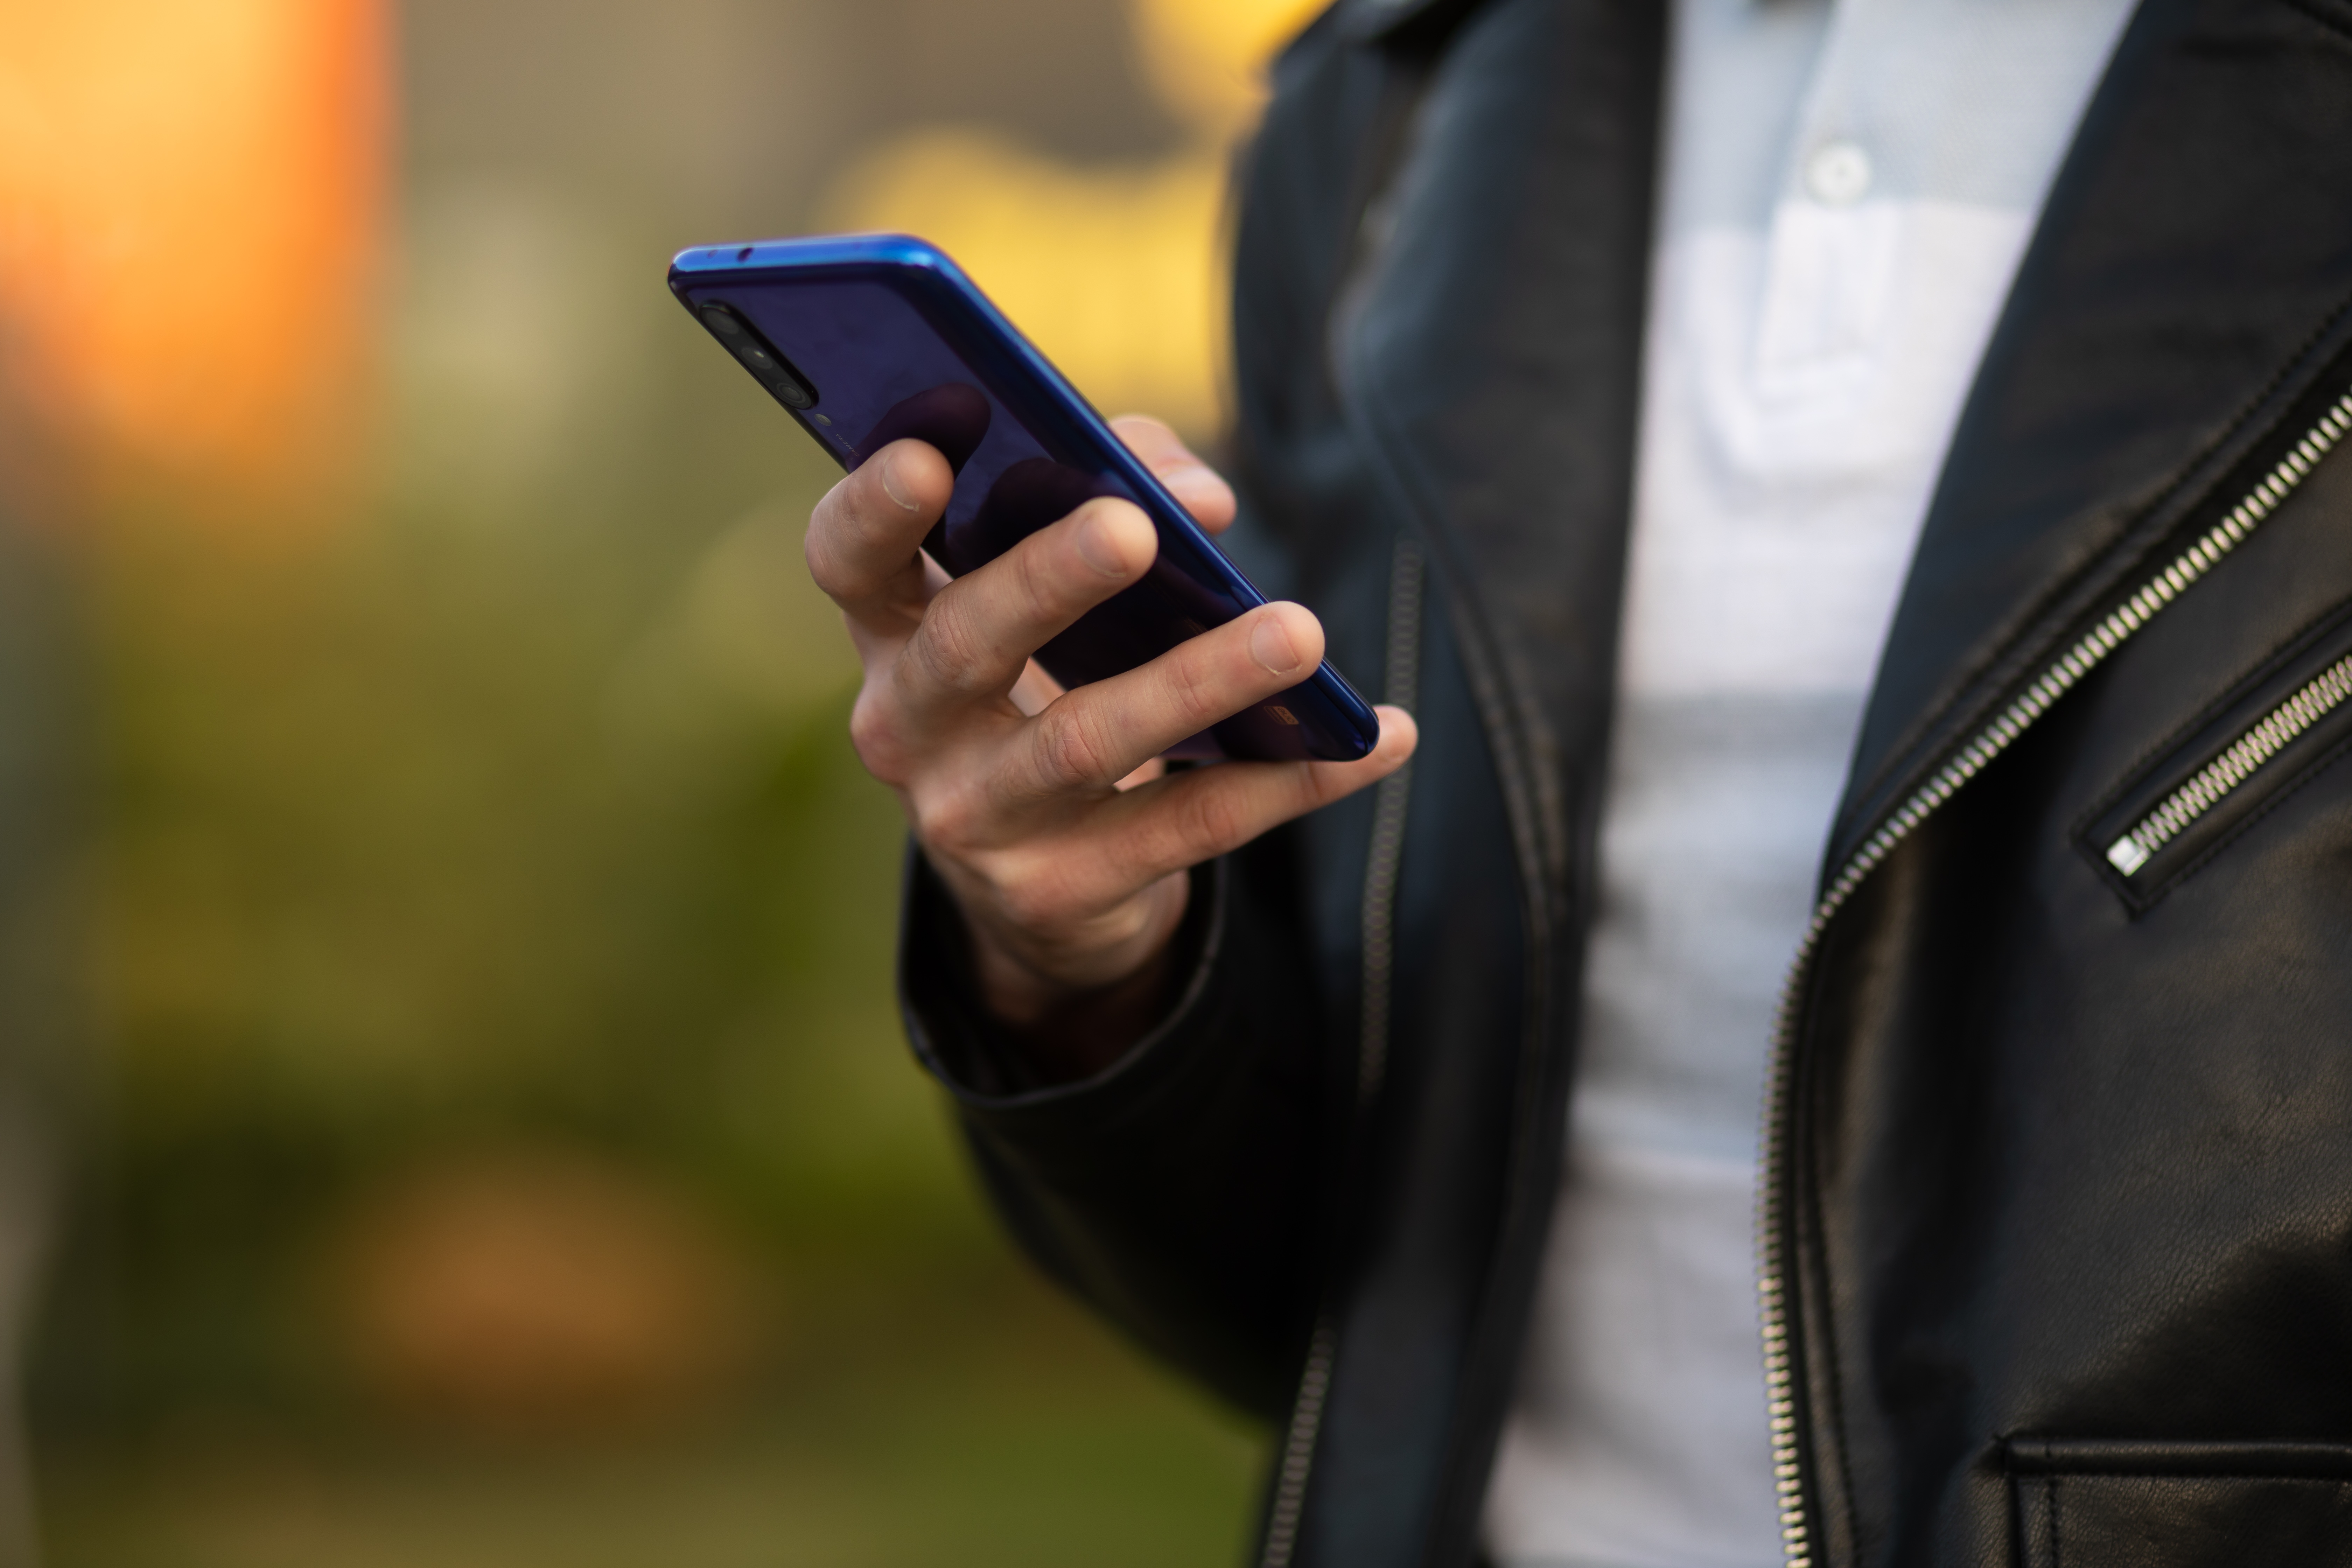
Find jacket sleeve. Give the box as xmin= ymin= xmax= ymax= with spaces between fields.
xmin=897 ymin=829 xmax=1334 ymax=1420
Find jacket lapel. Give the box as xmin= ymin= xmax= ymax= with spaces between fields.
xmin=1338 ymin=0 xmax=1663 ymax=916
xmin=1315 ymin=1 xmax=1665 ymax=1563
xmin=1834 ymin=0 xmax=2352 ymax=864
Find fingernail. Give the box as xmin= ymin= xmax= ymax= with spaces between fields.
xmin=1251 ymin=614 xmax=1301 ymax=675
xmin=1076 ymin=514 xmax=1130 ymax=576
xmin=879 ymin=452 xmax=920 ymax=512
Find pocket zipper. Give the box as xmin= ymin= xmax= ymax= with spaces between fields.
xmin=2104 ymin=651 xmax=2352 ymax=874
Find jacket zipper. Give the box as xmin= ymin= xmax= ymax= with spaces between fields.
xmin=1259 ymin=534 xmax=1426 ymax=1568
xmin=1261 ymin=1318 xmax=1338 ymax=1568
xmin=1754 ymin=386 xmax=2352 ymax=1568
xmin=1358 ymin=535 xmax=1427 ymax=1106
xmin=2104 ymin=650 xmax=2352 ymax=875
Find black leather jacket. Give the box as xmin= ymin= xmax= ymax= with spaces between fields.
xmin=901 ymin=1 xmax=2352 ymax=1563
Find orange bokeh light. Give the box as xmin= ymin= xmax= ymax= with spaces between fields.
xmin=0 ymin=0 xmax=390 ymax=511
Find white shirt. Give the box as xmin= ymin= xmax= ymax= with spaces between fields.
xmin=1482 ymin=2 xmax=2138 ymax=1564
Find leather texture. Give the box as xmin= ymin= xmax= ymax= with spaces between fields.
xmin=2012 ymin=1474 xmax=2352 ymax=1568
xmin=2008 ymin=1441 xmax=2352 ymax=1567
xmin=896 ymin=1 xmax=2352 ymax=1564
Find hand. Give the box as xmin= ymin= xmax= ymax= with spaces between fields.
xmin=806 ymin=415 xmax=1417 ymax=1081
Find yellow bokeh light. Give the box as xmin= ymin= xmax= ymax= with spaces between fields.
xmin=824 ymin=0 xmax=1329 ymax=438
xmin=1130 ymin=0 xmax=1331 ymax=140
xmin=830 ymin=133 xmax=1228 ymax=432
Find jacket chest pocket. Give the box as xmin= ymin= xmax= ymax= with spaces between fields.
xmin=2076 ymin=602 xmax=2352 ymax=912
xmin=2008 ymin=1439 xmax=2352 ymax=1566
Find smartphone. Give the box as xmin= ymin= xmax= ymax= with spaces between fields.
xmin=665 ymin=233 xmax=1380 ymax=764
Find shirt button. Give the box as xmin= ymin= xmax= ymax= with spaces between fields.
xmin=1805 ymin=140 xmax=1873 ymax=206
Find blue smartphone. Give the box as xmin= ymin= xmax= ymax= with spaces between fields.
xmin=665 ymin=233 xmax=1380 ymax=764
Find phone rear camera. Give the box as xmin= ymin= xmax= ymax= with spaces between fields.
xmin=695 ymin=301 xmax=819 ymax=412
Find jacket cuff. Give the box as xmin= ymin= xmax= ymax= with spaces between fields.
xmin=897 ymin=848 xmax=1230 ymax=1112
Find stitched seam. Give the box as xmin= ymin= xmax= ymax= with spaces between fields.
xmin=2027 ymin=1469 xmax=2352 ymax=1483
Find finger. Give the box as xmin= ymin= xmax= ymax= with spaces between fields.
xmin=845 ymin=548 xmax=954 ymax=668
xmin=896 ymin=496 xmax=1160 ymax=718
xmin=1085 ymin=706 xmax=1419 ymax=886
xmin=1111 ymin=413 xmax=1236 ymax=535
xmin=805 ymin=439 xmax=957 ymax=633
xmin=1010 ymin=601 xmax=1329 ymax=795
xmin=927 ymin=708 xmax=1412 ymax=946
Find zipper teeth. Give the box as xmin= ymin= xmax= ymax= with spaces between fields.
xmin=1260 ymin=1317 xmax=1337 ymax=1568
xmin=1359 ymin=536 xmax=1426 ymax=1105
xmin=2108 ymin=651 xmax=2352 ymax=874
xmin=1754 ymin=386 xmax=2352 ymax=1568
xmin=1259 ymin=534 xmax=1426 ymax=1568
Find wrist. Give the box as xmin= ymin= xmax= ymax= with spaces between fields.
xmin=965 ymin=873 xmax=1191 ymax=1083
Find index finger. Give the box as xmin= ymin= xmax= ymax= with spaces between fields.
xmin=804 ymin=439 xmax=957 ymax=634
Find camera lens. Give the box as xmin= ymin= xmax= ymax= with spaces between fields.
xmin=697 ymin=299 xmax=818 ymax=411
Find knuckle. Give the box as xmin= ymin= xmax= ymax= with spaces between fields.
xmin=991 ymin=862 xmax=1078 ymax=936
xmin=805 ymin=520 xmax=874 ymax=602
xmin=907 ymin=782 xmax=982 ymax=854
xmin=847 ymin=687 xmax=908 ymax=782
xmin=807 ymin=483 xmax=845 ymax=540
xmin=1163 ymin=641 xmax=1226 ymax=728
xmin=1174 ymin=780 xmax=1250 ymax=855
xmin=1008 ymin=535 xmax=1068 ymax=623
xmin=802 ymin=527 xmax=844 ymax=595
xmin=1036 ymin=704 xmax=1119 ymax=789
xmin=910 ymin=593 xmax=994 ymax=694
xmin=995 ymin=849 xmax=1121 ymax=939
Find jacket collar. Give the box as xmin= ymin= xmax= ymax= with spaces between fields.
xmin=1338 ymin=0 xmax=2352 ymax=887
xmin=1832 ymin=0 xmax=2352 ymax=863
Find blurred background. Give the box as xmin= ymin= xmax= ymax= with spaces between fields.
xmin=0 ymin=0 xmax=1322 ymax=1562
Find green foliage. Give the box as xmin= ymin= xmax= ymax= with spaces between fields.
xmin=42 ymin=258 xmax=973 ymax=1420
xmin=23 ymin=8 xmax=1268 ymax=1560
